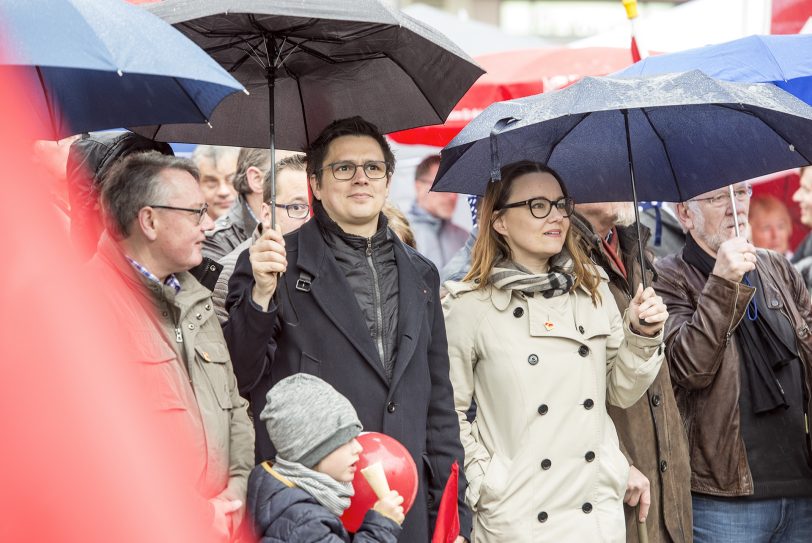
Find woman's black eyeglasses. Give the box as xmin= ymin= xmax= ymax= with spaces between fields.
xmin=497 ymin=196 xmax=574 ymax=219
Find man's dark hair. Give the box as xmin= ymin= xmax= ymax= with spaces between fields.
xmin=415 ymin=154 xmax=441 ymax=181
xmin=101 ymin=151 xmax=199 ymax=240
xmin=306 ymin=116 xmax=395 ymax=187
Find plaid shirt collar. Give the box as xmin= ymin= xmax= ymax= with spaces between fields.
xmin=126 ymin=257 xmax=181 ymax=294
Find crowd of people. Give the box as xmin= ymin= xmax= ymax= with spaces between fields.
xmin=41 ymin=115 xmax=812 ymax=543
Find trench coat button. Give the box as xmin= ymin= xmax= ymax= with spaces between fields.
xmin=204 ymin=303 xmax=211 ymax=311
xmin=537 ymin=404 xmax=548 ymax=415
xmin=585 ymin=451 xmax=596 ymax=462
xmin=161 ymin=311 xmax=168 ymax=317
xmin=583 ymin=398 xmax=595 ymax=410
xmin=537 ymin=511 xmax=548 ymax=523
xmin=660 ymin=460 xmax=668 ymax=472
xmin=582 ymin=502 xmax=593 ymax=514
xmin=187 ymin=323 xmax=195 ymax=330
xmin=386 ymin=401 xmax=397 ymax=413
xmin=651 ymin=394 xmax=662 ymax=407
xmin=195 ymin=313 xmax=203 ymax=320
xmin=528 ymin=354 xmax=539 ymax=365
xmin=513 ymin=307 xmax=524 ymax=318
xmin=578 ymin=345 xmax=590 ymax=357
xmin=541 ymin=458 xmax=552 ymax=470
xmin=578 ymin=325 xmax=585 ymax=334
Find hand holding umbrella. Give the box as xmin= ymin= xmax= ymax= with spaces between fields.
xmin=628 ymin=284 xmax=668 ymax=337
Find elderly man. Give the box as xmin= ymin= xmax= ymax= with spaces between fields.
xmin=211 ymin=154 xmax=309 ymax=324
xmin=88 ymin=152 xmax=254 ymax=542
xmin=655 ymin=182 xmax=812 ymax=543
xmin=572 ymin=203 xmax=692 ymax=543
xmin=407 ymin=154 xmax=469 ymax=270
xmin=224 ymin=117 xmax=471 ymax=543
xmin=192 ymin=145 xmax=240 ymax=222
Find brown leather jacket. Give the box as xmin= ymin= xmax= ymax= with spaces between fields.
xmin=574 ymin=215 xmax=693 ymax=543
xmin=655 ymin=247 xmax=812 ymax=497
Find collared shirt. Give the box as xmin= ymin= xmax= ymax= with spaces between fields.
xmin=126 ymin=256 xmax=182 ymax=293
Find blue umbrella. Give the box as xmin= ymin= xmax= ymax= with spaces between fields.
xmin=432 ymin=70 xmax=812 ymax=288
xmin=613 ymin=34 xmax=812 ymax=106
xmin=0 ymin=0 xmax=245 ymax=139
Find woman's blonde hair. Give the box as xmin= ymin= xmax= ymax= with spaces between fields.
xmin=464 ymin=160 xmax=601 ymax=304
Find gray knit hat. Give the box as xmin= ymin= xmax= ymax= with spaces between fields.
xmin=260 ymin=374 xmax=363 ymax=468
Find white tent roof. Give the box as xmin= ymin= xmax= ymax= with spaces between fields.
xmin=570 ymin=0 xmax=772 ymax=52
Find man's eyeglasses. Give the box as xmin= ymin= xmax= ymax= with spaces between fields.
xmin=497 ymin=196 xmax=575 ymax=219
xmin=690 ymin=186 xmax=752 ymax=208
xmin=318 ymin=160 xmax=391 ymax=181
xmin=274 ymin=202 xmax=310 ymax=219
xmin=149 ymin=203 xmax=209 ymax=224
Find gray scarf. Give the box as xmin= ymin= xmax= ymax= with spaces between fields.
xmin=273 ymin=456 xmax=355 ymax=517
xmin=490 ymin=250 xmax=575 ymax=298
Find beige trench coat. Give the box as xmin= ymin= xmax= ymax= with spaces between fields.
xmin=443 ymin=274 xmax=663 ymax=543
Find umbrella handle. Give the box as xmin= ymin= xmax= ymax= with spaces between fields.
xmin=636 ymin=509 xmax=649 ymax=543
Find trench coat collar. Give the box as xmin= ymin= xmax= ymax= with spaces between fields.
xmin=295 ymin=219 xmax=389 ymax=385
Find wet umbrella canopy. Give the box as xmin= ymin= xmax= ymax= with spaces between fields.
xmin=134 ymin=0 xmax=483 ymax=150
xmin=0 ymin=0 xmax=245 ymax=139
xmin=433 ymin=71 xmax=812 ymax=203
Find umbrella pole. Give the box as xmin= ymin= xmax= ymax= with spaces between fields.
xmin=267 ymin=67 xmax=277 ymax=229
xmin=728 ymin=185 xmax=741 ymax=237
xmin=622 ymin=109 xmax=650 ymax=292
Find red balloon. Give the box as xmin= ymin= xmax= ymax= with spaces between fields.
xmin=341 ymin=432 xmax=419 ymax=533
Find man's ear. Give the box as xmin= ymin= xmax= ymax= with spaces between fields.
xmin=675 ymin=202 xmax=694 ymax=232
xmin=137 ymin=207 xmax=159 ymax=241
xmin=246 ymin=166 xmax=264 ymax=195
xmin=309 ymin=174 xmax=321 ymax=200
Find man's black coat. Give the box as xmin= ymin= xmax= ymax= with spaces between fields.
xmin=224 ymin=218 xmax=471 ymax=542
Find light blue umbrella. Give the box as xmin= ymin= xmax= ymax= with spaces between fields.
xmin=0 ymin=0 xmax=245 ymax=139
xmin=612 ymin=34 xmax=812 ymax=106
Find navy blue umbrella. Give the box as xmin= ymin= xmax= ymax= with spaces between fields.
xmin=613 ymin=34 xmax=812 ymax=106
xmin=433 ymin=70 xmax=812 ymax=288
xmin=0 ymin=0 xmax=245 ymax=139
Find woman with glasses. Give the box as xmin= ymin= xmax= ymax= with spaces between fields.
xmin=442 ymin=161 xmax=668 ymax=542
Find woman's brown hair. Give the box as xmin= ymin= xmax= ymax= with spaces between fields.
xmin=464 ymin=160 xmax=601 ymax=304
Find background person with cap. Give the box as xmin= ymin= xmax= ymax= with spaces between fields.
xmin=248 ymin=374 xmax=404 ymax=542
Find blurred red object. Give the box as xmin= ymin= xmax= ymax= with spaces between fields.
xmin=0 ymin=63 xmax=223 ymax=542
xmin=341 ymin=432 xmax=418 ymax=533
xmin=431 ymin=460 xmax=460 ymax=543
xmin=389 ymin=47 xmax=635 ymax=147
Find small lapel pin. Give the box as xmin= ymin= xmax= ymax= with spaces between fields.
xmin=201 ymin=351 xmax=211 ymax=362
xmin=544 ymin=321 xmax=554 ymax=331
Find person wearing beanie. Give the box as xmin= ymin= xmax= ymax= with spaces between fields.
xmin=247 ymin=374 xmax=404 ymax=542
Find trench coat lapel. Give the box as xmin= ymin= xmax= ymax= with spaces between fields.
xmin=296 ymin=221 xmax=388 ymax=384
xmin=390 ymin=242 xmax=430 ymax=389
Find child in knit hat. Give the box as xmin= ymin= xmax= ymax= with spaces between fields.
xmin=247 ymin=373 xmax=404 ymax=542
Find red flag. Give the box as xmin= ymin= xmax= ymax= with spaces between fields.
xmin=631 ymin=35 xmax=642 ymax=63
xmin=431 ymin=461 xmax=460 ymax=543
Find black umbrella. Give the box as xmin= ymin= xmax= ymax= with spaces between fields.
xmin=133 ymin=0 xmax=483 ymax=225
xmin=432 ymin=71 xmax=812 ymax=289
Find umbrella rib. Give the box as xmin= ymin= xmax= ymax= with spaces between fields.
xmin=34 ymin=67 xmax=59 ymax=139
xmin=545 ymin=113 xmax=592 ymax=164
xmin=170 ymin=78 xmax=209 ymax=125
xmin=714 ymin=104 xmax=812 ymax=166
xmin=640 ymin=108 xmax=684 ymax=202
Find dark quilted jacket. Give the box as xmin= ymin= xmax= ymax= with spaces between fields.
xmin=247 ymin=464 xmax=401 ymax=543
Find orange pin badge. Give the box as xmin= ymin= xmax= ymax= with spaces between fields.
xmin=544 ymin=321 xmax=554 ymax=331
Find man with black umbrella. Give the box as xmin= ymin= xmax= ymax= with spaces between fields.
xmin=655 ymin=182 xmax=812 ymax=542
xmin=224 ymin=117 xmax=471 ymax=542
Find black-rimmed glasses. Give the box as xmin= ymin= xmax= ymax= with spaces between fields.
xmin=497 ymin=196 xmax=574 ymax=219
xmin=149 ymin=203 xmax=209 ymax=224
xmin=274 ymin=202 xmax=310 ymax=219
xmin=318 ymin=160 xmax=391 ymax=181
